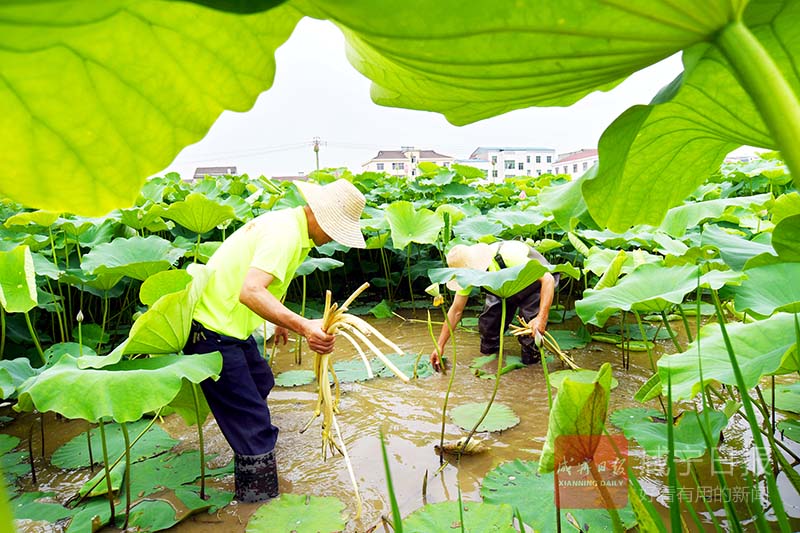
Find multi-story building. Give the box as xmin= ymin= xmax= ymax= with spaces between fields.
xmin=467 ymin=147 xmax=556 ymax=183
xmin=554 ymin=149 xmax=599 ymax=177
xmin=192 ymin=165 xmax=237 ymax=180
xmin=362 ymin=147 xmax=454 ymax=178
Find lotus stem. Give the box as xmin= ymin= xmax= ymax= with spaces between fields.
xmin=332 ymin=415 xmax=362 ymax=519
xmin=23 ymin=311 xmax=46 ymax=365
xmin=27 ymin=421 xmax=37 ymax=485
xmin=660 ymin=311 xmax=684 ymax=353
xmin=540 ymin=335 xmax=553 ymax=411
xmin=0 ymin=308 xmax=5 ymax=359
xmin=87 ymin=427 xmax=94 ymax=474
xmin=589 ymin=460 xmax=623 ymax=532
xmin=339 ymin=323 xmax=409 ymax=381
xmin=191 ymin=383 xmax=207 ymax=500
xmin=97 ymin=420 xmax=115 ymax=524
xmin=676 ymin=305 xmax=694 ymax=344
xmin=633 ymin=311 xmax=657 ymax=373
xmin=121 ymin=422 xmax=131 ymax=529
xmin=40 ymin=414 xmax=45 ymax=458
xmin=379 ymin=430 xmax=404 ymax=533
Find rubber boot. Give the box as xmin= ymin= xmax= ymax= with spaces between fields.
xmin=234 ymin=451 xmax=279 ymax=503
xmin=521 ymin=345 xmax=541 ymax=365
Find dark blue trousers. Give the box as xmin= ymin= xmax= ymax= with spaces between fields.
xmin=184 ymin=321 xmax=278 ymax=455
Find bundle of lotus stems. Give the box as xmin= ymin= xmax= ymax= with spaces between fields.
xmin=300 ymin=282 xmax=409 ymax=518
xmin=509 ymin=316 xmax=579 ymax=370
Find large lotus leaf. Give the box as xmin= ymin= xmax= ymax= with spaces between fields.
xmin=583 ymin=247 xmax=662 ymax=277
xmin=0 ymin=434 xmax=19 ymax=456
xmin=772 ymin=192 xmax=800 ymax=225
xmin=487 ymin=208 xmax=551 ymax=232
xmin=0 ymin=358 xmax=38 ymax=399
xmin=64 ymin=498 xmax=113 ymax=533
xmin=583 ymin=2 xmax=800 ymax=231
xmin=385 ymin=201 xmax=443 ymax=250
xmin=0 ymin=245 xmax=37 ymax=313
xmin=481 ymin=460 xmax=636 ymax=531
xmin=733 ymin=262 xmax=800 ymax=316
xmin=778 ymin=419 xmax=800 ymax=444
xmin=0 ymin=434 xmax=29 ymax=483
xmin=403 ymin=500 xmax=516 ymax=533
xmin=549 ymin=369 xmax=619 ymax=391
xmin=610 ymin=407 xmax=729 ymax=460
xmin=245 ymin=493 xmax=347 ymax=533
xmin=374 ymin=352 xmax=435 ymax=379
xmin=51 ymin=419 xmax=177 ymax=469
xmin=658 ymin=313 xmax=799 ymax=401
xmin=4 ymin=210 xmax=60 ymax=228
xmin=79 ymin=264 xmax=210 ymax=368
xmin=139 ymin=269 xmax=193 ymax=307
xmin=430 ymin=261 xmax=577 ymax=299
xmin=330 ymin=358 xmax=378 ymax=383
xmin=120 ymin=499 xmax=179 ymax=532
xmin=450 ymin=402 xmax=519 ymax=432
xmin=275 ymin=369 xmax=316 ymax=387
xmin=80 ymin=236 xmax=183 ymax=281
xmin=123 ymin=450 xmax=232 ymax=499
xmin=0 ymin=1 xmax=302 ymax=215
xmin=658 ymin=194 xmax=773 ymax=237
xmin=16 ymin=353 xmax=222 ymax=423
xmin=11 ymin=491 xmax=74 ymax=523
xmin=119 ymin=204 xmax=168 ymax=232
xmin=540 ymin=363 xmax=612 ymax=473
xmin=545 ymin=328 xmax=592 ymax=350
xmin=174 ymin=486 xmax=234 ymax=515
xmin=453 ymin=216 xmax=503 ymax=243
xmin=765 ymin=382 xmax=800 ymax=413
xmin=43 ymin=343 xmax=97 ymax=364
xmin=773 ymin=214 xmax=800 ymax=261
xmin=162 ymin=193 xmax=236 ymax=234
xmin=701 ymin=224 xmax=777 ymax=270
xmin=294 ymin=257 xmax=344 ymax=277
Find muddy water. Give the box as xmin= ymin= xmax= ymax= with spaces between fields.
xmin=6 ymin=315 xmax=800 ymax=532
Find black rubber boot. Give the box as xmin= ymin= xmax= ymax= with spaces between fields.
xmin=234 ymin=451 xmax=279 ymax=503
xmin=521 ymin=345 xmax=541 ymax=365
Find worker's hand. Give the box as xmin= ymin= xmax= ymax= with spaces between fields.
xmin=273 ymin=326 xmax=289 ymax=346
xmin=430 ymin=347 xmax=444 ymax=373
xmin=303 ymin=319 xmax=336 ymax=354
xmin=530 ymin=316 xmax=547 ymax=337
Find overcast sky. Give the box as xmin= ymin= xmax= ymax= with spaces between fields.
xmin=162 ymin=18 xmax=712 ymax=178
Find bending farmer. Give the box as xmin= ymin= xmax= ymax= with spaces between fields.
xmin=430 ymin=241 xmax=558 ymax=372
xmin=184 ymin=179 xmax=366 ymax=503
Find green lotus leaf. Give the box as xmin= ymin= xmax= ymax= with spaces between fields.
xmin=0 ymin=1 xmax=302 ymax=215
xmin=450 ymin=402 xmax=519 ymax=432
xmin=777 ymin=419 xmax=800 ymax=444
xmin=79 ymin=264 xmax=210 ymax=368
xmin=61 ymin=268 xmax=124 ymax=294
xmin=122 ymin=499 xmax=179 ymax=532
xmin=658 ymin=313 xmax=799 ymax=401
xmin=139 ymin=269 xmax=193 ymax=307
xmin=549 ymin=369 xmax=619 ymax=391
xmin=294 ymin=257 xmax=344 ymax=277
xmin=481 ymin=460 xmax=636 ymax=531
xmin=610 ymin=407 xmax=729 ymax=460
xmin=11 ymin=491 xmax=74 ymax=523
xmin=544 ymin=328 xmax=592 ymax=350
xmin=0 ymin=435 xmax=19 ymax=457
xmin=167 ymin=380 xmax=212 ymax=426
xmin=162 ymin=193 xmax=236 ymax=234
xmin=16 ymin=353 xmax=222 ymax=423
xmin=538 ymin=170 xmax=594 ymax=231
xmin=385 ymin=201 xmax=443 ymax=250
xmin=475 ymin=355 xmax=525 ymax=380
xmin=78 ymin=463 xmax=124 ymax=498
xmin=658 ymin=194 xmax=773 ymax=238
xmin=764 ymin=382 xmax=800 ymax=413
xmin=634 ymin=373 xmax=664 ymax=404
xmin=0 ymin=246 xmax=37 ymax=313
xmin=0 ymin=434 xmax=29 ymax=485
xmin=64 ymin=498 xmax=113 ymax=533
xmin=772 ymin=192 xmax=800 ymax=225
xmin=487 ymin=208 xmax=551 ymax=232
xmin=453 ymin=216 xmax=503 ymax=243
xmin=4 ymin=210 xmax=60 ymax=228
xmin=368 ymin=299 xmax=392 ymax=319
xmin=275 ymin=370 xmax=316 ymax=387
xmin=733 ymin=262 xmax=800 ymax=316
xmin=245 ymin=493 xmax=347 ymax=533
xmin=43 ymin=343 xmax=96 ymax=365
xmin=80 ymin=236 xmax=183 ymax=281
xmin=174 ymin=486 xmax=233 ymax=515
xmin=124 ymin=450 xmax=232 ymax=499
xmin=701 ymin=225 xmax=777 ymax=270
xmin=374 ymin=352 xmax=435 ymax=379
xmin=329 ymin=358 xmax=378 ymax=383
xmin=583 ymin=247 xmax=661 ymax=277
xmin=773 ymin=214 xmax=800 ymax=261
xmin=118 ymin=204 xmax=168 ymax=232
xmin=430 ymin=261 xmax=576 ymax=299
xmin=51 ymin=419 xmax=178 ymax=469
xmin=0 ymin=358 xmax=39 ymax=399
xmin=403 ymin=500 xmax=516 ymax=533
xmin=540 ymin=362 xmax=612 ymax=473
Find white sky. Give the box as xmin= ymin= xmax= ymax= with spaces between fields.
xmin=161 ymin=18 xmax=747 ymax=179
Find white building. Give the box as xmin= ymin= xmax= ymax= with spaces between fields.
xmin=467 ymin=147 xmax=556 ymax=183
xmin=362 ymin=147 xmax=454 ymax=178
xmin=554 ymin=149 xmax=599 ymax=177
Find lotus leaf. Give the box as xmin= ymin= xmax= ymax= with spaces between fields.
xmin=294 ymin=257 xmax=344 ymax=277
xmin=4 ymin=210 xmax=60 ymax=228
xmin=43 ymin=343 xmax=96 ymax=364
xmin=374 ymin=353 xmax=435 ymax=379
xmin=772 ymin=192 xmax=800 ymax=225
xmin=733 ymin=262 xmax=800 ymax=316
xmin=0 ymin=358 xmax=38 ymax=399
xmin=616 ymin=340 xmax=656 ymax=352
xmin=430 ymin=261 xmax=576 ymax=299
xmin=140 ymin=269 xmax=193 ymax=307
xmin=764 ymin=382 xmax=800 ymax=414
xmin=450 ymin=402 xmax=519 ymax=433
xmin=16 ymin=353 xmax=222 ymax=423
xmin=610 ymin=407 xmax=729 ymax=460
xmin=0 ymin=246 xmax=36 ymax=313
xmin=274 ymin=370 xmax=316 ymax=388
xmin=167 ymin=380 xmax=212 ymax=426
xmin=64 ymin=497 xmax=112 ymax=533
xmin=121 ymin=499 xmax=179 ymax=532
xmin=701 ymin=225 xmax=777 ymax=270
xmin=540 ymin=363 xmax=612 ymax=473
xmin=174 ymin=486 xmax=233 ymax=515
xmin=385 ymin=201 xmax=443 ymax=250
xmin=777 ymin=420 xmax=800 ymax=444
xmin=472 ymin=355 xmax=525 ymax=380
xmin=773 ymin=214 xmax=800 ymax=261
xmin=79 ymin=462 xmax=124 ymax=498
xmin=11 ymin=491 xmax=74 ymax=523
xmin=245 ymin=493 xmax=347 ymax=533
xmin=487 ymin=208 xmax=550 ymax=232
xmin=549 ymin=369 xmax=619 ymax=390
xmin=658 ymin=313 xmax=799 ymax=401
xmin=403 ymin=500 xmax=516 ymax=533
xmin=453 ymin=216 xmax=503 ymax=243
xmin=634 ymin=373 xmax=664 ymax=404
xmin=118 ymin=204 xmax=168 ymax=232
xmin=80 ymin=236 xmax=183 ymax=281
xmin=163 ymin=193 xmax=236 ymax=234
xmin=368 ymin=300 xmax=393 ymax=319
xmin=481 ymin=460 xmax=636 ymax=531
xmin=71 ymin=324 xmax=108 ymax=350
xmin=52 ymin=419 xmax=178 ymax=469
xmin=583 ymin=247 xmax=661 ymax=277
xmin=435 ymin=204 xmax=467 ymax=227
xmin=547 ymin=327 xmax=591 ymax=350
xmin=658 ymin=194 xmax=772 ymax=238
xmin=0 ymin=434 xmax=28 ymax=483
xmin=124 ymin=450 xmax=232 ymax=499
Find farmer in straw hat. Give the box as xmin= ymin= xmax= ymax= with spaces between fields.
xmin=184 ymin=179 xmax=366 ymax=503
xmin=430 ymin=240 xmax=557 ymax=372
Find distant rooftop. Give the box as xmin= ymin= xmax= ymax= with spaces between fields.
xmin=369 ymin=148 xmax=453 ymax=161
xmin=555 ymin=149 xmax=598 ymax=164
xmin=193 ymin=166 xmax=237 ymax=179
xmin=469 ymin=147 xmax=555 ymax=159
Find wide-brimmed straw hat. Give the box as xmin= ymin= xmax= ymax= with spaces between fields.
xmin=295 ymin=179 xmax=366 ymax=249
xmin=445 ymin=243 xmax=494 ymax=291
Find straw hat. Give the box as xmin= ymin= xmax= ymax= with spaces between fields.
xmin=295 ymin=179 xmax=366 ymax=249
xmin=445 ymin=243 xmax=495 ymax=291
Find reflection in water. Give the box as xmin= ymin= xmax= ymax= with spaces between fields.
xmin=5 ymin=315 xmax=800 ymax=532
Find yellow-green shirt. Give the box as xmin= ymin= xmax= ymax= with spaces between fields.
xmin=193 ymin=207 xmax=315 ymax=340
xmin=456 ymin=241 xmax=550 ymax=297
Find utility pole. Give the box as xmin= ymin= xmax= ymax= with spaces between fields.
xmin=312 ymin=136 xmax=321 ymax=170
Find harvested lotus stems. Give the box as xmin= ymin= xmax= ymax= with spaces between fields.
xmin=509 ymin=316 xmax=579 ymax=370
xmin=300 ymin=282 xmax=409 ymax=518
